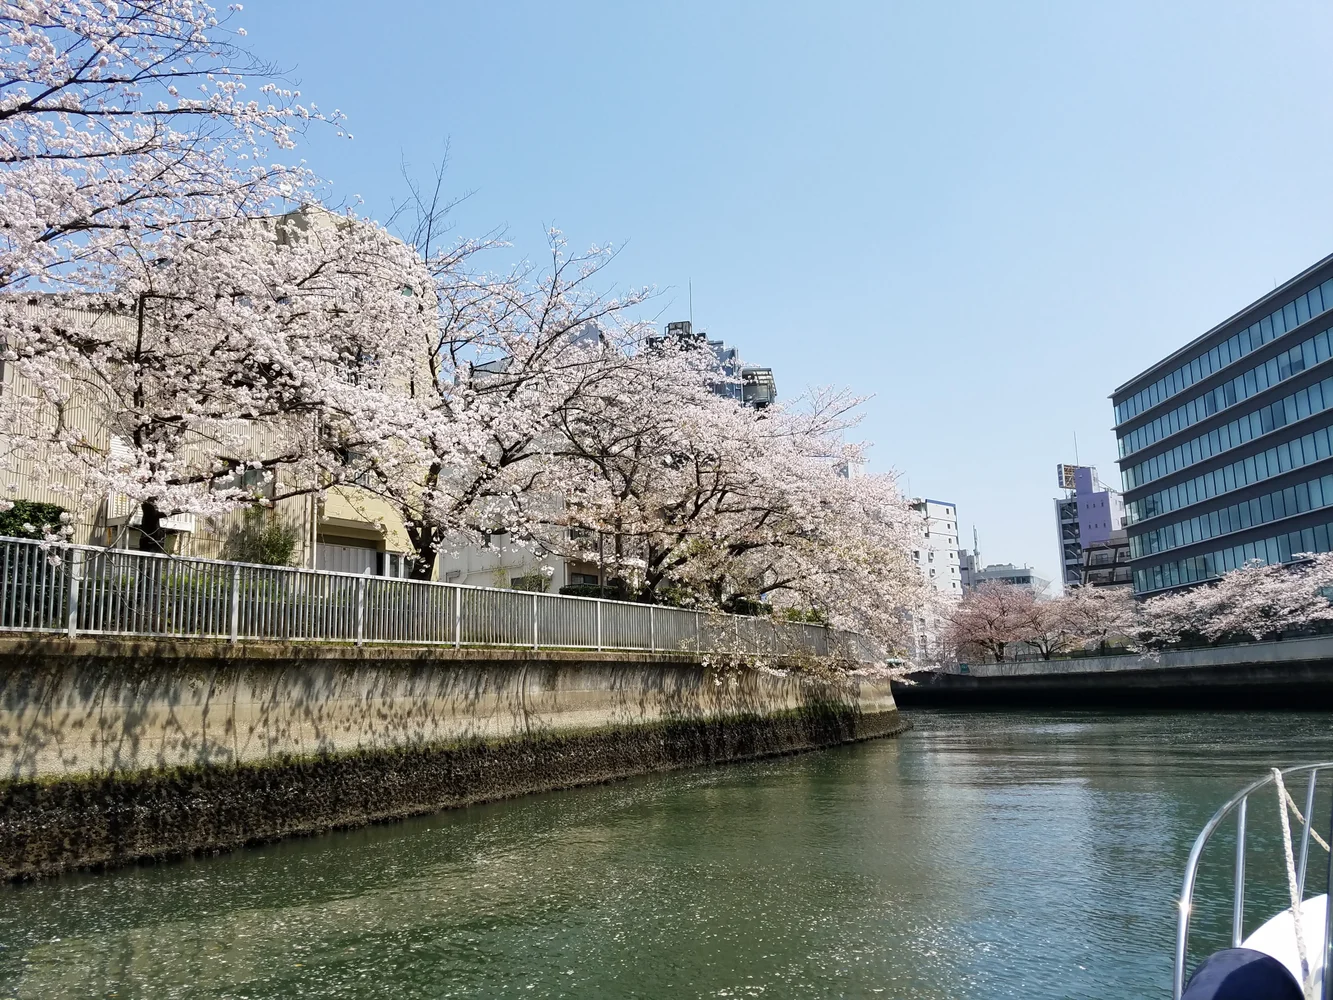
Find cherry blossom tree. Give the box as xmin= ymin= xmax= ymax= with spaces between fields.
xmin=529 ymin=345 xmax=926 ymax=649
xmin=337 ymin=230 xmax=655 ymax=580
xmin=0 ymin=209 xmax=435 ymax=549
xmin=1057 ymin=584 xmax=1139 ymax=653
xmin=1139 ymin=555 xmax=1333 ymax=646
xmin=1016 ymin=598 xmax=1082 ymax=660
xmin=0 ymin=0 xmax=335 ymax=292
xmin=944 ymin=582 xmax=1036 ymax=663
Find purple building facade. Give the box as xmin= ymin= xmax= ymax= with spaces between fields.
xmin=1055 ymin=464 xmax=1125 ymax=588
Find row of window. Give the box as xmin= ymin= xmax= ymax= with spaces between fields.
xmin=1116 ymin=277 xmax=1333 ymax=426
xmin=1122 ymin=374 xmax=1333 ymax=489
xmin=1134 ymin=521 xmax=1333 ymax=594
xmin=1130 ymin=472 xmax=1333 ymax=558
xmin=1118 ymin=327 xmax=1333 ymax=458
xmin=1127 ymin=420 xmax=1333 ymax=525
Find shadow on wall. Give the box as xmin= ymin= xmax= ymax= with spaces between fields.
xmin=0 ymin=638 xmax=881 ymax=782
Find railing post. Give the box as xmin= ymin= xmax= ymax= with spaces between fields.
xmin=532 ymin=591 xmax=539 ymax=650
xmin=355 ymin=576 xmax=366 ymax=647
xmin=453 ymin=586 xmax=461 ymax=648
xmin=649 ymin=604 xmax=655 ymax=652
xmin=1232 ymin=797 xmax=1247 ymax=946
xmin=1323 ymin=788 xmax=1333 ymax=1000
xmin=696 ymin=611 xmax=701 ymax=654
xmin=1299 ymin=771 xmax=1317 ymax=898
xmin=229 ymin=564 xmax=240 ymax=642
xmin=596 ymin=600 xmax=603 ymax=652
xmin=66 ymin=548 xmax=82 ymax=639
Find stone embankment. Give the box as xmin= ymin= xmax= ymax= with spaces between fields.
xmin=0 ymin=637 xmax=902 ymax=879
xmin=892 ymin=633 xmax=1333 ymax=708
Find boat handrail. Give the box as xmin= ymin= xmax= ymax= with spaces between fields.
xmin=1175 ymin=761 xmax=1333 ymax=999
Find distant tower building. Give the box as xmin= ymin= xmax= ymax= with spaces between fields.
xmin=958 ymin=527 xmax=981 ymax=591
xmin=1054 ymin=464 xmax=1125 ymax=589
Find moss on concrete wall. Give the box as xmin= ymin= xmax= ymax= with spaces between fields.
xmin=0 ymin=638 xmax=901 ymax=879
xmin=1 ymin=707 xmax=904 ymax=879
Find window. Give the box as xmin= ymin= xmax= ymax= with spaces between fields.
xmin=212 ymin=461 xmax=274 ymax=498
xmin=571 ymin=572 xmax=600 ymax=586
xmin=1124 ymin=375 xmax=1333 ymax=489
xmin=1115 ymin=277 xmax=1333 ymax=426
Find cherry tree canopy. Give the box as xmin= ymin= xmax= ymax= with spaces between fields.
xmin=1 ymin=0 xmax=336 ymax=291
xmin=1139 ymin=554 xmax=1333 ymax=646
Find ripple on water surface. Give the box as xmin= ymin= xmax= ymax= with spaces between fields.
xmin=3 ymin=710 xmax=1333 ymax=999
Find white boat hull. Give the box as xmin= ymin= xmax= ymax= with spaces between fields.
xmin=1243 ymin=893 xmax=1328 ymax=994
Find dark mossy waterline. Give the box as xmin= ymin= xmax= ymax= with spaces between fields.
xmin=3 ymin=711 xmax=1333 ymax=999
xmin=0 ymin=708 xmax=902 ymax=879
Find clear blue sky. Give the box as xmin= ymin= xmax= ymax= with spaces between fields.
xmin=242 ymin=1 xmax=1333 ymax=587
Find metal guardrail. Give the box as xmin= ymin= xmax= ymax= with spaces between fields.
xmin=0 ymin=536 xmax=882 ymax=660
xmin=1174 ymin=763 xmax=1333 ymax=999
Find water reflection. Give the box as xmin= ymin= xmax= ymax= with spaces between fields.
xmin=3 ymin=711 xmax=1333 ymax=998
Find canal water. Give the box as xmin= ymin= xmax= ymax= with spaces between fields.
xmin=4 ymin=710 xmax=1333 ymax=999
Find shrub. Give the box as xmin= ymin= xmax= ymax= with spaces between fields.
xmin=0 ymin=501 xmax=67 ymax=540
xmin=221 ymin=508 xmax=300 ymax=566
xmin=510 ymin=572 xmax=550 ymax=593
xmin=559 ymin=582 xmax=633 ymax=600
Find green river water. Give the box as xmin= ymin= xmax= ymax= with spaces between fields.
xmin=4 ymin=710 xmax=1333 ymax=999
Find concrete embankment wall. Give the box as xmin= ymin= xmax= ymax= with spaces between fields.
xmin=892 ymin=633 xmax=1333 ymax=708
xmin=0 ymin=637 xmax=901 ymax=879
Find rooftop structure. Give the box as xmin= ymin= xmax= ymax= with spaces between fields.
xmin=973 ymin=562 xmax=1051 ymax=595
xmin=1080 ymin=529 xmax=1133 ymax=589
xmin=659 ymin=320 xmax=776 ymax=409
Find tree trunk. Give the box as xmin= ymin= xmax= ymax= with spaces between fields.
xmin=407 ymin=524 xmax=439 ymax=581
xmin=138 ymin=502 xmax=168 ymax=553
xmin=410 ymin=550 xmax=438 ymax=581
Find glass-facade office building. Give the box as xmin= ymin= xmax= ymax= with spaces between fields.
xmin=1114 ymin=254 xmax=1333 ymax=594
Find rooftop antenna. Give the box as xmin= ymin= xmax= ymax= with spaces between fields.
xmin=689 ymin=279 xmax=693 ymax=327
xmin=1074 ymin=431 xmax=1079 ymax=466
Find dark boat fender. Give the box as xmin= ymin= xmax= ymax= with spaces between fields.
xmin=1182 ymin=947 xmax=1303 ymax=1000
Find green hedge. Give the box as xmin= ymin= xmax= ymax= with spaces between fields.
xmin=0 ymin=501 xmax=66 ymax=540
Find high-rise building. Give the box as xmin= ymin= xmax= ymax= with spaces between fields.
xmin=907 ymin=498 xmax=962 ymax=662
xmin=1113 ymin=256 xmax=1333 ymax=594
xmin=1053 ymin=464 xmax=1125 ymax=588
xmin=660 ymin=320 xmax=776 ymax=409
xmin=909 ymin=498 xmax=963 ymax=598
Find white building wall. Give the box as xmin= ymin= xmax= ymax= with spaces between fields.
xmin=909 ymin=498 xmax=962 ymax=663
